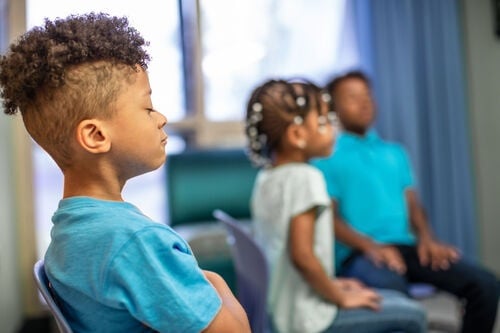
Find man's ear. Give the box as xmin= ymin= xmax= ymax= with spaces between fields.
xmin=75 ymin=119 xmax=111 ymax=154
xmin=286 ymin=124 xmax=307 ymax=149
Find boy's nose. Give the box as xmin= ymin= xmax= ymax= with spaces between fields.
xmin=156 ymin=112 xmax=168 ymax=128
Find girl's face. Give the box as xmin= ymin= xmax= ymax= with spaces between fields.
xmin=302 ymin=99 xmax=337 ymax=159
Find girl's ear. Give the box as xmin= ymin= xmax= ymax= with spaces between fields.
xmin=75 ymin=119 xmax=111 ymax=154
xmin=286 ymin=124 xmax=307 ymax=149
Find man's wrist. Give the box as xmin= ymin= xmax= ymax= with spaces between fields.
xmin=417 ymin=233 xmax=434 ymax=244
xmin=359 ymin=238 xmax=378 ymax=253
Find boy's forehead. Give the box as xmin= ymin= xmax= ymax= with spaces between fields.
xmin=67 ymin=61 xmax=131 ymax=76
xmin=118 ymin=68 xmax=152 ymax=95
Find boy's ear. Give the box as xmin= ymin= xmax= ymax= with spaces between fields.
xmin=286 ymin=124 xmax=307 ymax=149
xmin=75 ymin=119 xmax=111 ymax=154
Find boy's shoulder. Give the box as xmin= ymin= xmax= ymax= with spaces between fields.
xmin=47 ymin=197 xmax=189 ymax=280
xmin=51 ymin=196 xmax=181 ymax=247
xmin=54 ymin=197 xmax=150 ymax=226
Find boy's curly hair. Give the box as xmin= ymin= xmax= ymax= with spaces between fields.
xmin=0 ymin=12 xmax=150 ymax=169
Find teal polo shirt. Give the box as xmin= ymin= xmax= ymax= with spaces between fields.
xmin=312 ymin=130 xmax=416 ymax=269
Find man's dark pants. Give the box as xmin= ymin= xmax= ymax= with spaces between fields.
xmin=339 ymin=245 xmax=499 ymax=333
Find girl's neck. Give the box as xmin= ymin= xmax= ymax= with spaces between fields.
xmin=272 ymin=150 xmax=308 ymax=167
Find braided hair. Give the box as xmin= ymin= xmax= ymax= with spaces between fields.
xmin=245 ymin=78 xmax=330 ymax=167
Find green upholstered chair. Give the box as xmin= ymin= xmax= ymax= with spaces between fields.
xmin=166 ymin=148 xmax=258 ymax=291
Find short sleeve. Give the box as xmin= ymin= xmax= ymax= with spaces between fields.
xmin=289 ymin=167 xmax=331 ymax=218
xmin=397 ymin=146 xmax=415 ymax=189
xmin=102 ymin=226 xmax=222 ymax=333
xmin=311 ymin=158 xmax=340 ymax=199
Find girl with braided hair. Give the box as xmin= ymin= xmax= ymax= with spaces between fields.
xmin=246 ymin=79 xmax=427 ymax=333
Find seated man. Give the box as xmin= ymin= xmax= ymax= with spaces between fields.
xmin=312 ymin=70 xmax=498 ymax=333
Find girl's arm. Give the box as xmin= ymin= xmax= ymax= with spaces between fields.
xmin=289 ymin=208 xmax=380 ymax=310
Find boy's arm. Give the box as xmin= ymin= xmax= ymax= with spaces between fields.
xmin=201 ymin=271 xmax=251 ymax=333
xmin=406 ymin=190 xmax=460 ymax=270
xmin=332 ymin=200 xmax=406 ymax=274
xmin=290 ymin=208 xmax=380 ymax=310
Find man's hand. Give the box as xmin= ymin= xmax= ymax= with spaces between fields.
xmin=417 ymin=238 xmax=460 ymax=270
xmin=365 ymin=244 xmax=407 ymax=274
xmin=406 ymin=190 xmax=460 ymax=270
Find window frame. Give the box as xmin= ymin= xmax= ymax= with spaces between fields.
xmin=170 ymin=0 xmax=247 ymax=149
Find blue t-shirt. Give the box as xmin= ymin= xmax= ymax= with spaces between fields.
xmin=45 ymin=197 xmax=221 ymax=333
xmin=312 ymin=130 xmax=416 ymax=269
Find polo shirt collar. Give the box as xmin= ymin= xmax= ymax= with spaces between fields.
xmin=337 ymin=128 xmax=379 ymax=147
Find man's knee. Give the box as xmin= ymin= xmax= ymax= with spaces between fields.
xmin=370 ymin=273 xmax=409 ymax=294
xmin=343 ymin=257 xmax=409 ymax=294
xmin=473 ymin=268 xmax=499 ymax=305
xmin=452 ymin=262 xmax=499 ymax=315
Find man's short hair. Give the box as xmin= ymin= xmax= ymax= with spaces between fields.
xmin=324 ymin=70 xmax=371 ymax=111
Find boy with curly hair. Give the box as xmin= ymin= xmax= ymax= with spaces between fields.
xmin=0 ymin=13 xmax=250 ymax=333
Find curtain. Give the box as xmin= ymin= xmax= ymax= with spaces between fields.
xmin=352 ymin=0 xmax=477 ymax=258
xmin=0 ymin=0 xmax=7 ymax=53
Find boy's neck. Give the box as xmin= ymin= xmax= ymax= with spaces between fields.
xmin=63 ymin=166 xmax=125 ymax=201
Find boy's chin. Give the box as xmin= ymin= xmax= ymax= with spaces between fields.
xmin=153 ymin=157 xmax=167 ymax=171
xmin=132 ymin=158 xmax=167 ymax=179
